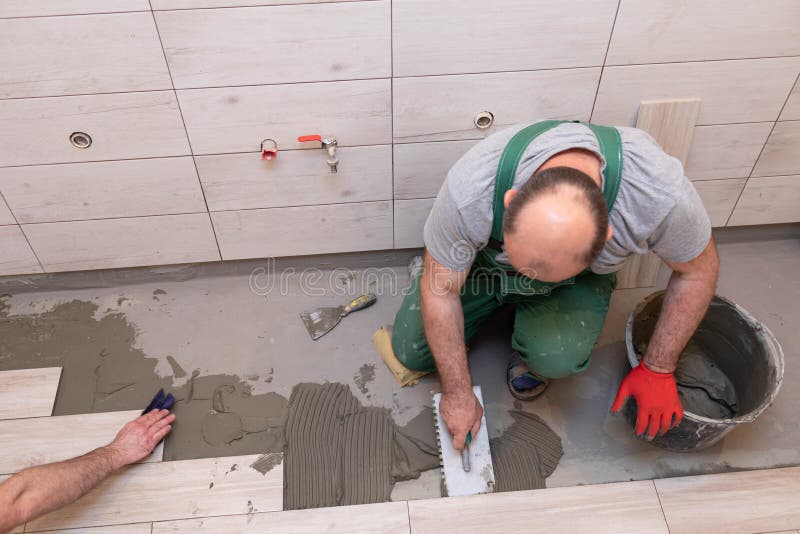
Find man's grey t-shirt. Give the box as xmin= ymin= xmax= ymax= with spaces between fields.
xmin=423 ymin=121 xmax=712 ymax=274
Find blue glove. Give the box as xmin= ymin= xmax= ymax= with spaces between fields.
xmin=142 ymin=388 xmax=176 ymax=414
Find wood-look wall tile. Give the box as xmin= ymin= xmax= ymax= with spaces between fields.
xmin=394 ymin=198 xmax=434 ymax=249
xmin=178 ymin=79 xmax=391 ymax=154
xmin=23 ymin=214 xmax=220 ymax=272
xmin=685 ymin=123 xmax=774 ymax=180
xmin=393 ymin=140 xmax=477 ymax=200
xmin=593 ymin=57 xmax=800 ymax=126
xmin=0 ymin=368 xmax=61 ymax=421
xmin=26 ymin=455 xmax=282 ymax=531
xmin=393 ymin=68 xmax=601 ymax=143
xmin=781 ymin=79 xmax=800 ymax=121
xmin=155 ymin=1 xmax=389 ymax=89
xmin=0 ymin=1 xmax=149 ymax=18
xmin=0 ymin=411 xmax=163 ymax=475
xmin=393 ymin=0 xmax=617 ymax=77
xmin=0 ymin=158 xmax=206 ymax=224
xmin=0 ymin=194 xmax=15 ymax=225
xmin=752 ymin=121 xmax=800 ymax=177
xmin=0 ymin=92 xmax=190 ymax=167
xmin=607 ymin=0 xmax=800 ymax=65
xmin=692 ymin=178 xmax=746 ymax=227
xmin=0 ymin=225 xmax=41 ymax=275
xmin=655 ymin=467 xmax=800 ymax=534
xmin=728 ymin=175 xmax=800 ymax=226
xmin=211 ymin=201 xmax=393 ymax=259
xmin=153 ymin=501 xmax=410 ymax=534
xmin=0 ymin=13 xmax=170 ymax=99
xmin=197 ymin=145 xmax=391 ymax=211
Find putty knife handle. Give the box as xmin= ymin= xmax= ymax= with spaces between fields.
xmin=342 ymin=293 xmax=377 ymax=316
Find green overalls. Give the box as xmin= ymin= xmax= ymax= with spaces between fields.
xmin=391 ymin=121 xmax=623 ymax=379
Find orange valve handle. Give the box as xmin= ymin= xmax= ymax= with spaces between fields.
xmin=298 ymin=134 xmax=322 ymax=143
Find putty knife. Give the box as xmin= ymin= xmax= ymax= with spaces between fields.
xmin=300 ymin=293 xmax=377 ymax=340
xmin=432 ymin=385 xmax=496 ymax=497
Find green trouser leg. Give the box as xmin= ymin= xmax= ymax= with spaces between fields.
xmin=391 ymin=271 xmax=503 ymax=372
xmin=510 ymin=272 xmax=617 ymax=378
xmin=391 ymin=270 xmax=616 ymax=377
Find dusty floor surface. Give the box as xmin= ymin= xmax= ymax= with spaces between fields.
xmin=0 ymin=226 xmax=797 ymax=500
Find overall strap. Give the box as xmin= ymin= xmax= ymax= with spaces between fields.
xmin=583 ymin=123 xmax=623 ymax=211
xmin=490 ymin=121 xmax=624 ymax=243
xmin=490 ymin=120 xmax=565 ymax=242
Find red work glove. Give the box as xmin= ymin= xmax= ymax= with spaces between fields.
xmin=611 ymin=362 xmax=684 ymax=439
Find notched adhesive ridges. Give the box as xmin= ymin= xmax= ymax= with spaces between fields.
xmin=490 ymin=410 xmax=563 ymax=492
xmin=283 ymin=382 xmax=437 ymax=510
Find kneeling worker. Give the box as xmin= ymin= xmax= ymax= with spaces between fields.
xmin=389 ymin=119 xmax=719 ymax=449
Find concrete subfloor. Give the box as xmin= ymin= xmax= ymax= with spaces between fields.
xmin=0 ymin=225 xmax=797 ymax=500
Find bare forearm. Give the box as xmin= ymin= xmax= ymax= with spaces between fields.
xmin=645 ymin=264 xmax=717 ymax=373
xmin=420 ymin=264 xmax=471 ymax=396
xmin=0 ymin=446 xmax=121 ymax=530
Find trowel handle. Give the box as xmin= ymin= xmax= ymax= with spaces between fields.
xmin=342 ymin=293 xmax=377 ymax=316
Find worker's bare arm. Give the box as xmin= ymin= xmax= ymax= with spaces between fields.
xmin=645 ymin=237 xmax=720 ymax=373
xmin=419 ymin=250 xmax=481 ymax=450
xmin=0 ymin=409 xmax=175 ymax=534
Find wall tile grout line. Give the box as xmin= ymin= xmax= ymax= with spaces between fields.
xmin=589 ymin=0 xmax=622 ymax=123
xmin=724 ymin=68 xmax=800 ymax=226
xmin=651 ymin=479 xmax=673 ymax=534
xmin=15 ymin=199 xmax=392 ymax=227
xmin=0 ymin=0 xmax=381 ymax=20
xmin=0 ymin=144 xmax=395 ymax=170
xmin=405 ymin=499 xmax=413 ymax=534
xmin=0 ymin=9 xmax=149 ymax=21
xmin=389 ymin=0 xmax=396 ymax=248
xmin=2 ymin=54 xmax=799 ymax=102
xmin=0 ymin=190 xmax=45 ymax=274
xmin=153 ymin=0 xmax=381 ymax=13
xmin=148 ymin=0 xmax=224 ymax=262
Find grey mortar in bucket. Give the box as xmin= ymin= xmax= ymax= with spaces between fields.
xmin=623 ymin=291 xmax=784 ymax=452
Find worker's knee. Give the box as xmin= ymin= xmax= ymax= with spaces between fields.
xmin=512 ymin=324 xmax=601 ymax=379
xmin=391 ymin=284 xmax=436 ymax=373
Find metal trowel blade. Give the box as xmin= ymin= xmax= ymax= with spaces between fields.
xmin=432 ymin=385 xmax=496 ymax=497
xmin=300 ymin=306 xmax=344 ymax=340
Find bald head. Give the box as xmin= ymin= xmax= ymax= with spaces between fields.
xmin=502 ymin=166 xmax=610 ymax=282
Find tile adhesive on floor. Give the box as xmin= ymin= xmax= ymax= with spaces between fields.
xmin=0 ymin=294 xmax=563 ymax=504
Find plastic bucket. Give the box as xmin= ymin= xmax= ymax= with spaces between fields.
xmin=624 ymin=291 xmax=784 ymax=452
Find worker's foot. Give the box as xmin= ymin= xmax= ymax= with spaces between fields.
xmin=507 ymin=352 xmax=549 ymax=401
xmin=408 ymin=255 xmax=423 ymax=279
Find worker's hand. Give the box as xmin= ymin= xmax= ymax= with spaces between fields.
xmin=105 ymin=409 xmax=176 ymax=469
xmin=611 ymin=362 xmax=683 ymax=439
xmin=440 ymin=389 xmax=482 ymax=451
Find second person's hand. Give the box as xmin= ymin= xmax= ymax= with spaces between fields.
xmin=440 ymin=388 xmax=482 ymax=451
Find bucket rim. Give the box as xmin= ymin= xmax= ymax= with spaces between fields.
xmin=624 ymin=290 xmax=785 ymax=426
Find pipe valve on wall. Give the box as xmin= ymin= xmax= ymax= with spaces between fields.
xmin=298 ymin=134 xmax=339 ymax=173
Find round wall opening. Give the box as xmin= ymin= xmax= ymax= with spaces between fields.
xmin=474 ymin=111 xmax=494 ymax=130
xmin=69 ymin=131 xmax=92 ymax=149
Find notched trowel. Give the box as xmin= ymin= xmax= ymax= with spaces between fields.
xmin=432 ymin=385 xmax=496 ymax=497
xmin=300 ymin=293 xmax=377 ymax=340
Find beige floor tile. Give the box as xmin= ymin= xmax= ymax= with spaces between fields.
xmin=0 ymin=368 xmax=61 ymax=420
xmin=655 ymin=466 xmax=800 ymax=534
xmin=153 ymin=501 xmax=409 ymax=534
xmin=0 ymin=410 xmax=162 ymax=475
xmin=26 ymin=455 xmax=282 ymax=532
xmin=408 ymin=480 xmax=669 ymax=533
